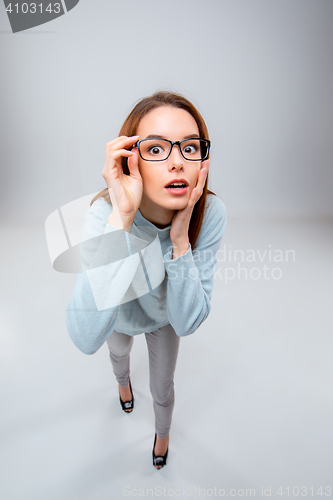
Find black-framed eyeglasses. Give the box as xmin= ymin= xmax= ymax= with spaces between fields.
xmin=131 ymin=137 xmax=211 ymax=162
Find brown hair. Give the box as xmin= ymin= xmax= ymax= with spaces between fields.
xmin=91 ymin=91 xmax=215 ymax=248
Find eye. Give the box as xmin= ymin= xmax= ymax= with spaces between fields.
xmin=147 ymin=145 xmax=164 ymax=155
xmin=182 ymin=143 xmax=198 ymax=154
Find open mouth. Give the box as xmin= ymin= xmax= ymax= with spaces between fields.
xmin=165 ymin=182 xmax=188 ymax=189
xmin=164 ymin=180 xmax=189 ymax=195
xmin=164 ymin=179 xmax=189 ymax=189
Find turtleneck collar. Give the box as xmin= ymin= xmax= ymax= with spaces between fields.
xmin=134 ymin=209 xmax=171 ymax=239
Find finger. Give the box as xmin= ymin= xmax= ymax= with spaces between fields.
xmin=113 ymin=149 xmax=135 ymax=159
xmin=189 ymin=168 xmax=207 ymax=206
xmin=180 ymin=187 xmax=197 ymax=214
xmin=198 ymin=160 xmax=209 ymax=183
xmin=189 ymin=186 xmax=198 ymax=203
xmin=198 ymin=162 xmax=209 ymax=188
xmin=127 ymin=148 xmax=142 ymax=180
xmin=192 ymin=161 xmax=207 ymax=188
xmin=105 ymin=135 xmax=140 ymax=167
xmin=108 ymin=135 xmax=139 ymax=144
xmin=192 ymin=167 xmax=206 ymax=194
xmin=107 ymin=135 xmax=139 ymax=149
xmin=201 ymin=159 xmax=210 ymax=171
xmin=105 ymin=149 xmax=134 ymax=167
xmin=105 ymin=138 xmax=137 ymax=163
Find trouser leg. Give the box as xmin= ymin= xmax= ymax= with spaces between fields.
xmin=145 ymin=324 xmax=180 ymax=439
xmin=106 ymin=330 xmax=134 ymax=388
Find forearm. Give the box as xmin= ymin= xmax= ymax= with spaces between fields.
xmin=66 ymin=272 xmax=119 ymax=355
xmin=167 ymin=277 xmax=210 ymax=337
xmin=172 ymin=238 xmax=190 ymax=260
xmin=68 ymin=221 xmax=148 ymax=353
xmin=165 ymin=246 xmax=212 ymax=336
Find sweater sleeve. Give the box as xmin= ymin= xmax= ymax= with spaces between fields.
xmin=163 ymin=195 xmax=227 ymax=337
xmin=66 ymin=199 xmax=149 ymax=355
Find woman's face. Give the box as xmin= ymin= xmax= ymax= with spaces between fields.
xmin=135 ymin=106 xmax=205 ymax=226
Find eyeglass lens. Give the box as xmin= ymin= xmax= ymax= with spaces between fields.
xmin=139 ymin=139 xmax=208 ymax=161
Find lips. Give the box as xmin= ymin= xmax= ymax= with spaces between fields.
xmin=164 ymin=178 xmax=189 ymax=196
xmin=164 ymin=178 xmax=189 ymax=188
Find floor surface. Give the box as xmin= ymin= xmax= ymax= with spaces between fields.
xmin=0 ymin=218 xmax=332 ymax=500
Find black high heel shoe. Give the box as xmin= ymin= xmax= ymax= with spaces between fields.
xmin=152 ymin=433 xmax=168 ymax=469
xmin=119 ymin=379 xmax=134 ymax=413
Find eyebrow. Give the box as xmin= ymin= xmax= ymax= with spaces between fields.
xmin=144 ymin=134 xmax=200 ymax=140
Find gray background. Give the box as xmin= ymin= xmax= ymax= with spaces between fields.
xmin=1 ymin=0 xmax=332 ymax=222
xmin=0 ymin=1 xmax=332 ymax=500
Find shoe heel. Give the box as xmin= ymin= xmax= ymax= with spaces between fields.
xmin=119 ymin=378 xmax=134 ymax=413
xmin=152 ymin=433 xmax=168 ymax=469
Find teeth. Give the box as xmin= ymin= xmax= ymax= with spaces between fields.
xmin=168 ymin=182 xmax=186 ymax=187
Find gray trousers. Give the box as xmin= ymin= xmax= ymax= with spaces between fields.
xmin=106 ymin=324 xmax=180 ymax=439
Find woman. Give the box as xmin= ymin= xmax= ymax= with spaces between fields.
xmin=66 ymin=91 xmax=227 ymax=469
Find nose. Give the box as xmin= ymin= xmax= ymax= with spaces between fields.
xmin=167 ymin=144 xmax=184 ymax=171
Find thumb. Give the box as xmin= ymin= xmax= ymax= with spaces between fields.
xmin=127 ymin=148 xmax=141 ymax=180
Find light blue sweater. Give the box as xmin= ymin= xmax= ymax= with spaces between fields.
xmin=66 ymin=193 xmax=227 ymax=354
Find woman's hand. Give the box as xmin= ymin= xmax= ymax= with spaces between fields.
xmin=170 ymin=160 xmax=209 ymax=259
xmin=102 ymin=136 xmax=143 ymax=232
